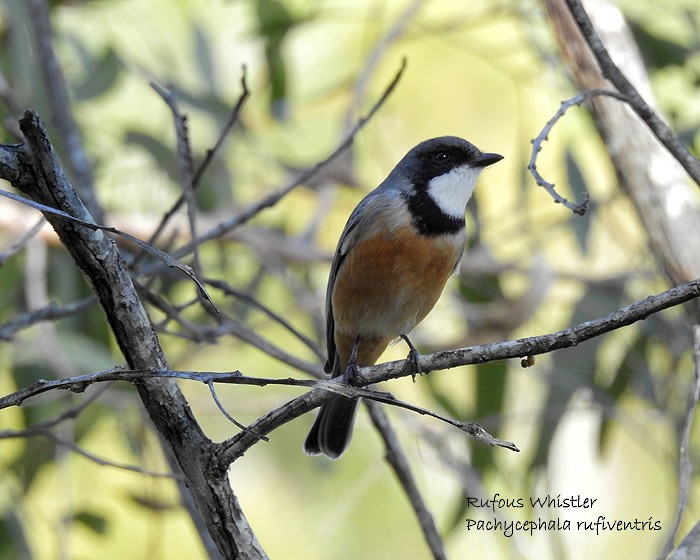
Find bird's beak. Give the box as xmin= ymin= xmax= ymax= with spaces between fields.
xmin=473 ymin=152 xmax=504 ymax=168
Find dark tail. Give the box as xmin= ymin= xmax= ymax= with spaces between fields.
xmin=303 ymin=396 xmax=359 ymax=459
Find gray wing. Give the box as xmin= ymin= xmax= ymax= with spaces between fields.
xmin=324 ymin=182 xmax=408 ymax=374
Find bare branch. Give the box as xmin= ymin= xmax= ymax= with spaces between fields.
xmin=528 ymin=89 xmax=629 ymax=215
xmin=0 ymin=296 xmax=96 ymax=341
xmin=661 ymin=325 xmax=700 ymax=557
xmin=0 ymin=187 xmax=217 ymax=311
xmin=207 ymin=381 xmax=269 ymax=442
xmin=349 ymin=278 xmax=700 ymax=388
xmin=4 ymin=273 xmax=699 ymax=465
xmin=0 ymin=366 xmax=515 ymax=453
xmin=216 ymin=275 xmax=700 ymax=462
xmin=0 ymin=217 xmax=45 ymax=265
xmin=1 ymin=109 xmax=266 ymax=559
xmin=192 ymin=67 xmax=250 ymax=188
xmin=366 ymin=401 xmax=448 ymax=560
xmin=146 ymin=57 xmax=408 ymax=267
xmin=563 ymin=0 xmax=700 ymax=187
xmin=4 ymin=270 xmax=683 ymax=459
xmin=205 ymin=277 xmax=324 ymax=361
xmin=141 ymin=67 xmax=250 ymax=257
xmin=150 ymin=82 xmax=202 ymax=282
xmin=26 ymin=0 xmax=102 ymax=220
xmin=0 ymin=426 xmax=178 ymax=479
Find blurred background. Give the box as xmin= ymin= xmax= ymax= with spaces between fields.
xmin=0 ymin=0 xmax=699 ymax=558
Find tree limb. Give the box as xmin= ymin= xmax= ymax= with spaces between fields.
xmin=26 ymin=0 xmax=102 ymax=221
xmin=213 ymin=274 xmax=700 ymax=463
xmin=563 ymin=0 xmax=700 ymax=187
xmin=661 ymin=325 xmax=700 ymax=558
xmin=1 ymin=109 xmax=265 ymax=560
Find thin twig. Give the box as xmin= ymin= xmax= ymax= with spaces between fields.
xmin=528 ymin=88 xmax=629 ymax=215
xmin=366 ymin=401 xmax=448 ymax=560
xmin=140 ymin=279 xmax=322 ymax=373
xmin=0 ymin=295 xmax=96 ymax=341
xmin=192 ymin=67 xmax=250 ymax=188
xmin=660 ymin=325 xmax=700 ymax=558
xmin=207 ymin=381 xmax=269 ymax=441
xmin=136 ymin=68 xmax=249 ymax=263
xmin=0 ymin=383 xmax=176 ymax=478
xmin=0 ymin=427 xmax=178 ymax=478
xmin=205 ymin=277 xmax=324 ymax=361
xmin=0 ymin=366 xmax=515 ymax=452
xmin=563 ymin=0 xmax=700 ymax=188
xmin=26 ymin=0 xmax=101 ymax=220
xmin=0 ymin=217 xmax=45 ymax=265
xmin=142 ymin=58 xmax=408 ymax=267
xmin=0 ymin=187 xmax=217 ymax=311
xmin=346 ymin=0 xmax=422 ymax=128
xmin=150 ymin=82 xmax=202 ymax=283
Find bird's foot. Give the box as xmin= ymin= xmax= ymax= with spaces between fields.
xmin=400 ymin=334 xmax=422 ymax=382
xmin=344 ymin=335 xmax=363 ymax=384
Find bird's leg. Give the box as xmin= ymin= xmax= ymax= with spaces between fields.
xmin=400 ymin=334 xmax=422 ymax=382
xmin=344 ymin=335 xmax=361 ymax=383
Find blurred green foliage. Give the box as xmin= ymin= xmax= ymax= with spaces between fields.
xmin=0 ymin=0 xmax=699 ymax=559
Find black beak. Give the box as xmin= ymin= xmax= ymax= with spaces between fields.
xmin=473 ymin=152 xmax=504 ymax=168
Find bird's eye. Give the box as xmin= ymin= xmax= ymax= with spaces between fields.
xmin=434 ymin=152 xmax=449 ymax=162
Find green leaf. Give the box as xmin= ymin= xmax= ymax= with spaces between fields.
xmin=472 ymin=360 xmax=508 ymax=472
xmin=628 ymin=22 xmax=692 ymax=69
xmin=530 ymin=283 xmax=626 ymax=469
xmin=457 ymin=273 xmax=503 ymax=305
xmin=72 ymin=48 xmax=123 ymax=100
xmin=597 ymin=335 xmax=646 ymax=452
xmin=254 ymin=0 xmax=294 ymax=119
xmin=0 ymin=509 xmax=32 ymax=559
xmin=565 ymin=151 xmax=593 ymax=253
xmin=193 ymin=25 xmax=216 ymax=92
xmin=124 ymin=131 xmax=178 ymax=183
xmin=74 ymin=510 xmax=108 ymax=534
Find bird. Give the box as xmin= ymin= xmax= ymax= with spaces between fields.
xmin=303 ymin=136 xmax=503 ymax=459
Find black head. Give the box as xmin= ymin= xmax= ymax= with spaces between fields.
xmin=392 ymin=136 xmax=502 ymax=236
xmin=395 ymin=136 xmax=503 ymax=187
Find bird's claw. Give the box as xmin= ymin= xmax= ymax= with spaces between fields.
xmin=400 ymin=334 xmax=422 ymax=382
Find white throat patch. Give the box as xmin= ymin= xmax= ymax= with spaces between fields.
xmin=426 ymin=164 xmax=483 ymax=219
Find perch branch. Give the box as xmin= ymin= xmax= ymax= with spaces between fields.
xmin=3 ymin=274 xmax=700 ymax=464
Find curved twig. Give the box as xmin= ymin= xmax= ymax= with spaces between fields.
xmin=528 ymin=88 xmax=629 ymax=215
